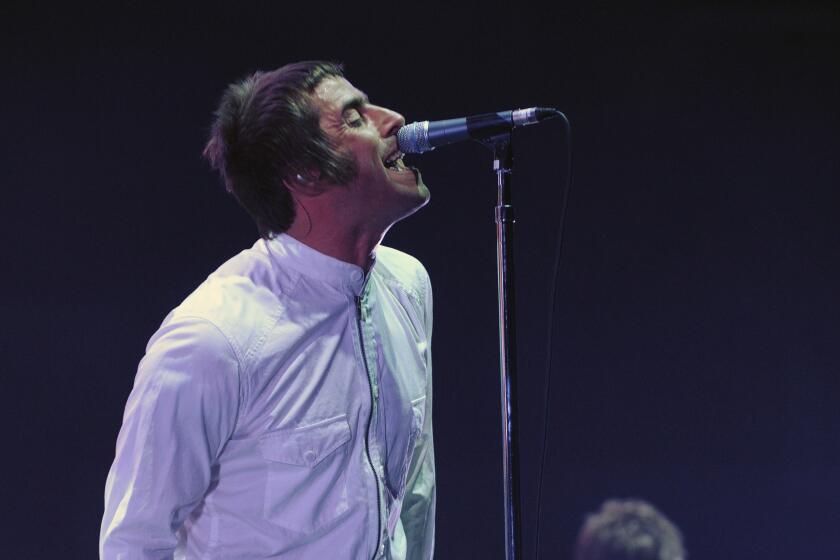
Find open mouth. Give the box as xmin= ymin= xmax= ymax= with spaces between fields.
xmin=383 ymin=149 xmax=410 ymax=173
xmin=383 ymin=148 xmax=420 ymax=183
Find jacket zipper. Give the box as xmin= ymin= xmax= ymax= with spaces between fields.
xmin=356 ymin=295 xmax=383 ymax=559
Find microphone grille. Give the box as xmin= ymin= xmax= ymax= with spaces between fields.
xmin=397 ymin=121 xmax=433 ymax=154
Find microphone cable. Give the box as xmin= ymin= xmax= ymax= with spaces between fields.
xmin=533 ymin=111 xmax=573 ymax=560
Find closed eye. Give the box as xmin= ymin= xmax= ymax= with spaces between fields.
xmin=341 ymin=95 xmax=369 ymax=128
xmin=345 ymin=108 xmax=365 ymax=128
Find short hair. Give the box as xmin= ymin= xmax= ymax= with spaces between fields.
xmin=573 ymin=499 xmax=686 ymax=560
xmin=203 ymin=61 xmax=357 ymax=238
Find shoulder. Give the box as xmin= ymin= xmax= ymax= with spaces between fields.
xmin=144 ymin=315 xmax=240 ymax=377
xmin=375 ymin=245 xmax=434 ymax=345
xmin=375 ymin=245 xmax=432 ymax=300
xmin=162 ymin=240 xmax=288 ymax=368
xmin=179 ymin=243 xmax=279 ymax=318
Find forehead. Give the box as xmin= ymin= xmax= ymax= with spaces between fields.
xmin=312 ymin=76 xmax=367 ymax=114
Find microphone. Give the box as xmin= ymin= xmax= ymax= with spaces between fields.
xmin=397 ymin=107 xmax=562 ymax=154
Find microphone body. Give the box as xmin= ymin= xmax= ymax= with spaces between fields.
xmin=397 ymin=107 xmax=560 ymax=154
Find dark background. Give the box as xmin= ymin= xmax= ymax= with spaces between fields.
xmin=4 ymin=1 xmax=839 ymax=558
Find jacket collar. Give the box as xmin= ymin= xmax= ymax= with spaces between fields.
xmin=265 ymin=233 xmax=374 ymax=296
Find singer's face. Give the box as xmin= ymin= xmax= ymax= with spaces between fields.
xmin=311 ymin=77 xmax=429 ymax=229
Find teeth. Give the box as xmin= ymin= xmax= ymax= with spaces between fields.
xmin=384 ymin=150 xmax=405 ymax=167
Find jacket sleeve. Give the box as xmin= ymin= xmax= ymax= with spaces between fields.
xmin=100 ymin=316 xmax=241 ymax=559
xmin=400 ymin=271 xmax=436 ymax=560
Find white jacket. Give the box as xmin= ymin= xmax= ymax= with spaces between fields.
xmin=100 ymin=234 xmax=435 ymax=559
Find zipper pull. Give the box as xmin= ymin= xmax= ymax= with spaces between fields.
xmin=355 ymin=296 xmax=362 ymax=319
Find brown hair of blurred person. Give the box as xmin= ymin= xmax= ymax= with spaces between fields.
xmin=573 ymin=499 xmax=686 ymax=560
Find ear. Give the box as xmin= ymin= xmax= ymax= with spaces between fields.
xmin=284 ymin=171 xmax=327 ymax=197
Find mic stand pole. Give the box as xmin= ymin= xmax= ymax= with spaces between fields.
xmin=487 ymin=133 xmax=522 ymax=560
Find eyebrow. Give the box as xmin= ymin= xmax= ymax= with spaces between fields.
xmin=340 ymin=93 xmax=370 ymax=115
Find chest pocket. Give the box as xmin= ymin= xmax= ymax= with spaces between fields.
xmin=258 ymin=415 xmax=353 ymax=533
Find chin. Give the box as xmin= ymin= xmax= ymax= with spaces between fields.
xmin=417 ymin=183 xmax=431 ymax=206
xmin=398 ymin=187 xmax=430 ymax=221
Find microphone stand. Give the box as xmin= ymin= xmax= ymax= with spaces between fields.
xmin=486 ymin=133 xmax=522 ymax=560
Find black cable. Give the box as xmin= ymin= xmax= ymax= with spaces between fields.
xmin=534 ymin=112 xmax=573 ymax=560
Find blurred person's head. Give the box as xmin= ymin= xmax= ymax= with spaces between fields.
xmin=573 ymin=499 xmax=686 ymax=560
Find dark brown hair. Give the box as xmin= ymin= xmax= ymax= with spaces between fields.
xmin=203 ymin=61 xmax=357 ymax=238
xmin=573 ymin=499 xmax=686 ymax=560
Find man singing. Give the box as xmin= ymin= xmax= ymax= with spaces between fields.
xmin=100 ymin=61 xmax=435 ymax=560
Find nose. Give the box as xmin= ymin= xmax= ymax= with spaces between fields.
xmin=370 ymin=105 xmax=405 ymax=138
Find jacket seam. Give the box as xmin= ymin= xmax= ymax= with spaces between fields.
xmin=176 ymin=314 xmax=245 ymax=448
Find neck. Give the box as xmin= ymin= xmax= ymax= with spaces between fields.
xmin=285 ymin=207 xmax=388 ymax=273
